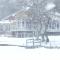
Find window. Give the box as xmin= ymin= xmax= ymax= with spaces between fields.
xmin=26 ymin=21 xmax=32 ymax=29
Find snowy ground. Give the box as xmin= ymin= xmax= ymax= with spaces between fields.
xmin=0 ymin=45 xmax=60 ymax=60
xmin=0 ymin=36 xmax=60 ymax=60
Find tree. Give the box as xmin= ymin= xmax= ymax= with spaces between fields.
xmin=27 ymin=0 xmax=52 ymax=43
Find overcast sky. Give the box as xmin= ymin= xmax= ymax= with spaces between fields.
xmin=0 ymin=0 xmax=60 ymax=20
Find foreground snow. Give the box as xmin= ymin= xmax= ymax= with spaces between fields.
xmin=0 ymin=36 xmax=60 ymax=60
xmin=0 ymin=36 xmax=60 ymax=48
xmin=0 ymin=46 xmax=60 ymax=60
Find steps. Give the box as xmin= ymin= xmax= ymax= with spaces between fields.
xmin=26 ymin=39 xmax=41 ymax=48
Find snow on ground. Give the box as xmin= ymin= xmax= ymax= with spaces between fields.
xmin=0 ymin=36 xmax=26 ymax=46
xmin=0 ymin=36 xmax=60 ymax=46
xmin=0 ymin=46 xmax=60 ymax=60
xmin=0 ymin=36 xmax=60 ymax=60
